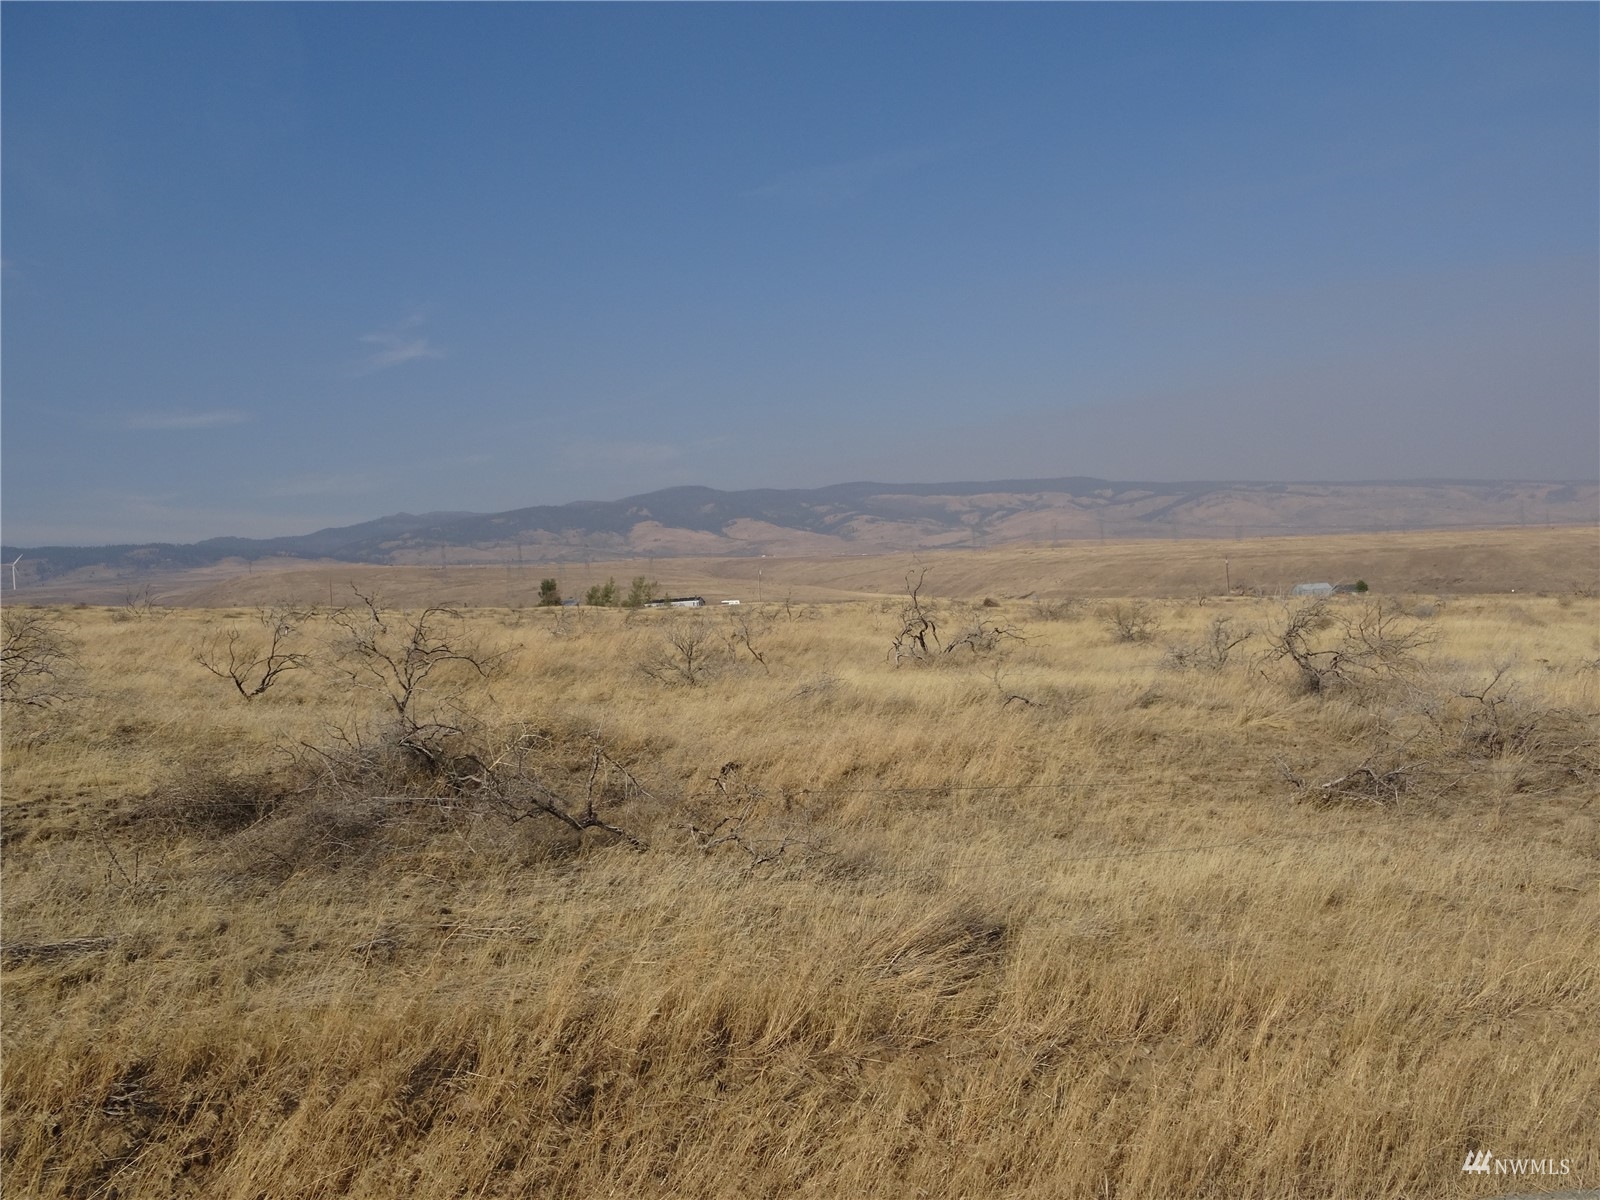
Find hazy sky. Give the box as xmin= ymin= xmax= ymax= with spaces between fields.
xmin=4 ymin=4 xmax=1596 ymax=545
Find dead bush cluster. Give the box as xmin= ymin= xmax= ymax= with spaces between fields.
xmin=1028 ymin=597 xmax=1085 ymax=621
xmin=467 ymin=724 xmax=653 ymax=847
xmin=1279 ymin=750 xmax=1430 ymax=809
xmin=112 ymin=584 xmax=167 ymax=622
xmin=137 ymin=590 xmax=666 ymax=880
xmin=1429 ymin=666 xmax=1599 ymax=795
xmin=325 ymin=589 xmax=512 ymax=773
xmin=124 ymin=718 xmax=660 ymax=885
xmin=637 ymin=615 xmax=723 ymax=686
xmin=631 ymin=605 xmax=775 ymax=686
xmin=1098 ymin=600 xmax=1160 ymax=644
xmin=1164 ymin=616 xmax=1253 ymax=672
xmin=1263 ymin=597 xmax=1432 ymax=696
xmin=889 ymin=569 xmax=1024 ymax=666
xmin=1 ymin=607 xmax=79 ymax=708
xmin=1279 ymin=658 xmax=1598 ymax=810
xmin=299 ymin=715 xmax=490 ymax=800
xmin=719 ymin=606 xmax=772 ymax=671
xmin=331 ymin=591 xmax=506 ymax=719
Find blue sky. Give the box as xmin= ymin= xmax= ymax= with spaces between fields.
xmin=4 ymin=3 xmax=1596 ymax=545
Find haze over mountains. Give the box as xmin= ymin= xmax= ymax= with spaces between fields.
xmin=5 ymin=477 xmax=1595 ymax=587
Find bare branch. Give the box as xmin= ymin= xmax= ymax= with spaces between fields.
xmin=686 ymin=761 xmax=791 ymax=866
xmin=638 ymin=615 xmax=723 ymax=686
xmin=1 ymin=607 xmax=78 ymax=708
xmin=1262 ymin=598 xmax=1432 ymax=697
xmin=194 ymin=605 xmax=312 ymax=700
xmin=329 ymin=587 xmax=508 ymax=724
xmin=1098 ymin=601 xmax=1161 ymax=644
xmin=1165 ymin=616 xmax=1253 ymax=672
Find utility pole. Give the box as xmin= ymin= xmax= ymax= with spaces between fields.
xmin=1223 ymin=558 xmax=1231 ymax=596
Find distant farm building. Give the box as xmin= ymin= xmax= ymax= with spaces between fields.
xmin=1292 ymin=582 xmax=1335 ymax=597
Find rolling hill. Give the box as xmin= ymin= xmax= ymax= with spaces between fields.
xmin=4 ymin=477 xmax=1595 ymax=592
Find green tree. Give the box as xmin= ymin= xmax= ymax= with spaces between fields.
xmin=538 ymin=578 xmax=562 ymax=607
xmin=623 ymin=576 xmax=659 ymax=608
xmin=585 ymin=578 xmax=618 ymax=607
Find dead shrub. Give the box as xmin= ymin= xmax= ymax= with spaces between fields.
xmin=684 ymin=761 xmax=795 ymax=866
xmin=637 ymin=615 xmax=724 ymax=686
xmin=1164 ymin=616 xmax=1253 ymax=672
xmin=1279 ymin=752 xmax=1430 ymax=809
xmin=469 ymin=724 xmax=653 ymax=848
xmin=1029 ymin=597 xmax=1085 ymax=622
xmin=1435 ymin=667 xmax=1600 ymax=795
xmin=193 ymin=605 xmax=312 ymax=700
xmin=1098 ymin=600 xmax=1160 ymax=644
xmin=945 ymin=611 xmax=1027 ymax=657
xmin=1263 ymin=598 xmax=1433 ymax=697
xmin=213 ymin=719 xmax=655 ymax=883
xmin=1278 ymin=662 xmax=1600 ymax=813
xmin=300 ymin=716 xmax=488 ymax=800
xmin=329 ymin=588 xmax=509 ymax=737
xmin=2 ymin=607 xmax=79 ymax=708
xmin=890 ymin=570 xmax=1024 ymax=666
xmin=719 ymin=606 xmax=772 ymax=672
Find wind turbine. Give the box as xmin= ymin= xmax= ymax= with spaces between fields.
xmin=6 ymin=555 xmax=20 ymax=591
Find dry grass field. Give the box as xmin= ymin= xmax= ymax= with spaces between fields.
xmin=3 ymin=548 xmax=1598 ymax=1196
xmin=19 ymin=525 xmax=1598 ymax=610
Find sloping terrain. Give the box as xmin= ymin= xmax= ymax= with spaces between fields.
xmin=5 ymin=479 xmax=1595 ymax=591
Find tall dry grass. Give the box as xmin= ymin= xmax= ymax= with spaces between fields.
xmin=2 ymin=588 xmax=1597 ymax=1198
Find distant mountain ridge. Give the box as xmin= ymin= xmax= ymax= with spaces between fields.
xmin=5 ymin=477 xmax=1596 ymax=584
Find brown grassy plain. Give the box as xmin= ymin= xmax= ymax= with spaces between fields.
xmin=19 ymin=524 xmax=1598 ymax=610
xmin=2 ymin=540 xmax=1598 ymax=1197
